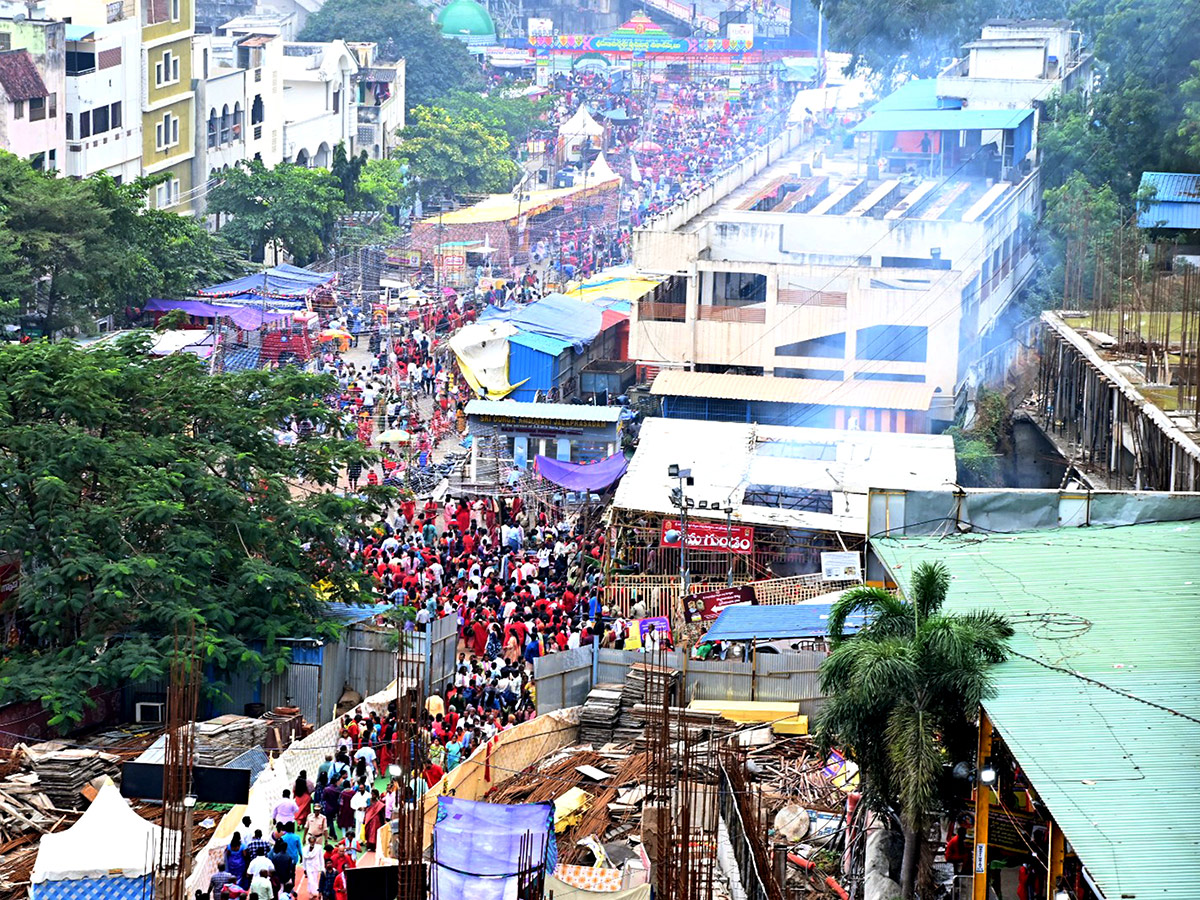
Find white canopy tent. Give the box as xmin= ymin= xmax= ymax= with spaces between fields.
xmin=32 ymin=781 xmax=176 ymax=900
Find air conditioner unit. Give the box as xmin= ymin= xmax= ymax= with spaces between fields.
xmin=135 ymin=701 xmax=165 ymax=724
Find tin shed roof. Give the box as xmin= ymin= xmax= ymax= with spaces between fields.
xmin=872 ymin=522 xmax=1200 ymax=900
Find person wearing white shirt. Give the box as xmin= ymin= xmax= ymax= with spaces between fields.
xmin=567 ymin=630 xmax=581 ymax=651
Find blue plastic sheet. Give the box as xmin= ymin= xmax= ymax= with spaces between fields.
xmin=534 ymin=453 xmax=628 ymax=491
xmin=197 ymin=264 xmax=335 ymax=300
xmin=482 ymin=293 xmax=602 ymax=351
xmin=433 ymin=797 xmax=554 ymax=900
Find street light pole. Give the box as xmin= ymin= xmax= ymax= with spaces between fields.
xmin=668 ymin=464 xmax=692 ymax=597
xmin=724 ymin=504 xmax=734 ymax=586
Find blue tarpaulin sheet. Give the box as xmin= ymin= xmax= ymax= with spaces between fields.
xmin=702 ymin=603 xmax=867 ymax=642
xmin=433 ymin=797 xmax=554 ymax=900
xmin=535 ymin=452 xmax=629 ymax=491
xmin=198 ymin=264 xmax=335 ymax=300
xmin=144 ymin=298 xmax=291 ymax=329
xmin=482 ymin=293 xmax=602 ymax=350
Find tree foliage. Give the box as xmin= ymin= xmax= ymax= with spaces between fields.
xmin=0 ymin=152 xmax=226 ymax=336
xmin=440 ymin=89 xmax=550 ymax=146
xmin=331 ymin=141 xmax=369 ymax=208
xmin=394 ymin=105 xmax=520 ymax=202
xmin=208 ymin=160 xmax=346 ymax=264
xmin=818 ymin=0 xmax=1061 ymax=76
xmin=1037 ymin=0 xmax=1200 ymax=197
xmin=359 ymin=157 xmax=412 ymax=212
xmin=817 ymin=563 xmax=1013 ymax=898
xmin=299 ymin=0 xmax=483 ymax=110
xmin=0 ymin=337 xmax=382 ymax=724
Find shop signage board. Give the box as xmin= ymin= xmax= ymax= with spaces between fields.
xmin=660 ymin=518 xmax=754 ymax=554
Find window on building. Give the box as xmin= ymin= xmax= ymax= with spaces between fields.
xmin=111 ymin=101 xmax=121 ymax=128
xmin=207 ymin=109 xmax=218 ymax=148
xmin=79 ymin=109 xmax=91 ymax=137
xmin=332 ymin=88 xmax=340 ymax=113
xmin=28 ymin=96 xmax=45 ymax=121
xmin=155 ymin=112 xmax=178 ymax=150
xmin=92 ymin=104 xmax=109 ymax=134
xmin=853 ymin=372 xmax=926 ymax=382
xmin=66 ymin=49 xmax=97 ymax=75
xmin=743 ymin=484 xmax=833 ymax=514
xmin=47 ymin=148 xmax=55 ymax=171
xmin=776 ymin=332 xmax=846 ymax=359
xmin=711 ymin=271 xmax=766 ymax=306
xmin=48 ymin=92 xmax=56 ymax=117
xmin=66 ymin=111 xmax=73 ymax=140
xmin=0 ymin=33 xmax=10 ymax=52
xmin=855 ymin=324 xmax=929 ymax=363
xmin=251 ymin=94 xmax=264 ymax=125
xmin=170 ymin=0 xmax=180 ymax=21
xmin=155 ymin=50 xmax=179 ymax=87
xmin=219 ymin=104 xmax=230 ymax=143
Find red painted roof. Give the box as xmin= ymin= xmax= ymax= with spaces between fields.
xmin=600 ymin=308 xmax=629 ymax=331
xmin=0 ymin=50 xmax=48 ymax=102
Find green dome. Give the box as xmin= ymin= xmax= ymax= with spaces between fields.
xmin=437 ymin=0 xmax=496 ymax=40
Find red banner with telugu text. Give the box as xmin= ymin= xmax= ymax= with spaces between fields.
xmin=660 ymin=518 xmax=754 ymax=554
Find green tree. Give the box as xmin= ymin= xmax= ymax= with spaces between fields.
xmin=394 ymin=105 xmax=520 ymax=203
xmin=299 ymin=0 xmax=483 ymax=109
xmin=208 ymin=160 xmax=346 ymax=264
xmin=0 ymin=336 xmax=381 ymax=724
xmin=0 ymin=151 xmax=113 ymax=336
xmin=817 ymin=0 xmax=1061 ymax=76
xmin=87 ymin=173 xmax=232 ymax=309
xmin=359 ymin=157 xmax=412 ymax=212
xmin=817 ymin=563 xmax=1013 ymax=899
xmin=441 ymin=88 xmax=550 ymax=146
xmin=331 ymin=141 xmax=369 ymax=208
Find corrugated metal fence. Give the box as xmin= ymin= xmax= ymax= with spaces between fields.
xmin=533 ymin=647 xmax=596 ymax=715
xmin=535 ymin=646 xmax=827 ymax=717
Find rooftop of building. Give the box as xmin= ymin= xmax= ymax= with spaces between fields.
xmin=685 ymin=142 xmax=1028 ymax=235
xmin=612 ymin=417 xmax=956 ymax=534
xmin=1136 ymin=170 xmax=1200 ymax=230
xmin=1049 ymin=310 xmax=1200 ymax=444
xmin=872 ymin=522 xmax=1200 ymax=900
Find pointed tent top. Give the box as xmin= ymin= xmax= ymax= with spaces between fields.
xmin=585 ymin=152 xmax=622 ymax=187
xmin=559 ymin=105 xmax=605 ymax=139
xmin=32 ymin=780 xmax=171 ymax=883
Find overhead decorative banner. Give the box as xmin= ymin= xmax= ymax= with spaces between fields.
xmin=660 ymin=518 xmax=754 ymax=554
xmin=529 ymin=14 xmax=753 ymax=54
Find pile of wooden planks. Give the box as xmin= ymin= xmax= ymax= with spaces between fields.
xmin=194 ymin=715 xmax=268 ymax=767
xmin=578 ymin=685 xmax=623 ymax=746
xmin=13 ymin=746 xmax=120 ymax=810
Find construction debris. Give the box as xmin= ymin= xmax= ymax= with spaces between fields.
xmin=578 ymin=685 xmax=623 ymax=746
xmin=11 ymin=747 xmax=120 ymax=810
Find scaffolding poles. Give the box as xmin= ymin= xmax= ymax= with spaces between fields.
xmin=158 ymin=628 xmax=201 ymax=900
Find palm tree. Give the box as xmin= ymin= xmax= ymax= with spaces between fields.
xmin=815 ymin=562 xmax=1013 ymax=899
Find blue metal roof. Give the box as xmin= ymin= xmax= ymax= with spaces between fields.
xmin=508 ymin=330 xmax=573 ymax=356
xmin=1137 ymin=171 xmax=1200 ymax=229
xmin=702 ymin=602 xmax=867 ymax=642
xmin=854 ymin=107 xmax=1033 ymax=133
xmin=867 ymin=79 xmax=961 ymax=114
xmin=322 ymin=602 xmax=381 ymax=625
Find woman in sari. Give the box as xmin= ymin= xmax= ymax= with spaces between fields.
xmin=362 ymin=789 xmax=386 ymax=851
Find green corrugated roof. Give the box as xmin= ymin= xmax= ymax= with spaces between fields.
xmin=872 ymin=523 xmax=1200 ymax=900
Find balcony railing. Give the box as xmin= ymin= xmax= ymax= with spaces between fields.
xmin=640 ymin=301 xmax=687 ymax=322
xmin=699 ymin=305 xmax=766 ymax=323
xmin=778 ymin=289 xmax=847 ymax=308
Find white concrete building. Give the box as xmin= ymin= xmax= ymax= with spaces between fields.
xmin=347 ymin=41 xmax=403 ymax=159
xmin=62 ymin=19 xmax=143 ymax=181
xmin=937 ymin=19 xmax=1093 ymax=131
xmin=194 ymin=27 xmax=284 ymax=190
xmin=278 ymin=38 xmax=356 ymax=167
xmin=629 ymin=19 xmax=1089 ymax=432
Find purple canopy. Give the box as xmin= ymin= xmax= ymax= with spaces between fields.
xmin=533 ymin=452 xmax=628 ymax=491
xmin=144 ymin=298 xmax=291 ymax=330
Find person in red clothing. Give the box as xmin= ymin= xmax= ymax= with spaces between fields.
xmin=944 ymin=827 xmax=969 ymax=875
xmin=423 ymin=761 xmax=444 ymax=788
